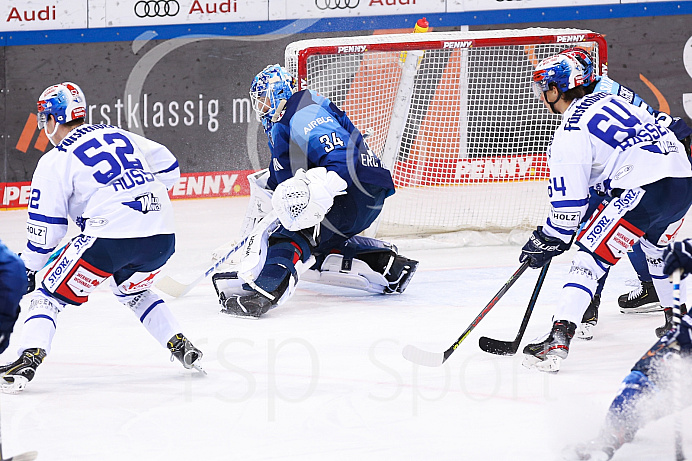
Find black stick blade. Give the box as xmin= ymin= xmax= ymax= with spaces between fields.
xmin=478 ymin=336 xmax=519 ymax=356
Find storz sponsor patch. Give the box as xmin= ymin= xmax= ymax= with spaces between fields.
xmin=586 ymin=215 xmax=614 ymax=245
xmin=45 ymin=256 xmax=74 ymax=290
xmin=27 ymin=222 xmax=47 ymax=245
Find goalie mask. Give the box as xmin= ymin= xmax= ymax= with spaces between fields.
xmin=559 ymin=47 xmax=595 ymax=87
xmin=37 ymin=82 xmax=87 ymax=145
xmin=532 ymin=54 xmax=584 ymax=113
xmin=249 ymin=64 xmax=296 ymax=132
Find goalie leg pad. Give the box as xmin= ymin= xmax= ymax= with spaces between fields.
xmin=302 ymin=252 xmax=419 ymax=294
xmin=322 ymin=236 xmax=419 ymax=294
xmin=218 ymin=230 xmax=316 ymax=318
xmin=385 ymin=254 xmax=419 ymax=294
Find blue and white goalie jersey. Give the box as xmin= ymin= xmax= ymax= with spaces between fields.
xmin=544 ymin=92 xmax=692 ymax=242
xmin=23 ymin=124 xmax=180 ymax=271
xmin=265 ymin=89 xmax=395 ymax=196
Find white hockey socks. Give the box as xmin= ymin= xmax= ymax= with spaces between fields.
xmin=18 ymin=292 xmax=61 ymax=355
xmin=118 ymin=290 xmax=181 ymax=348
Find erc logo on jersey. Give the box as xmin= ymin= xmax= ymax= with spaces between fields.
xmin=122 ymin=193 xmax=161 ymax=214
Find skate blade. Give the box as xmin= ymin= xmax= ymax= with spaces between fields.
xmin=192 ymin=363 xmax=207 ymax=375
xmin=0 ymin=375 xmax=29 ymax=394
xmin=522 ymin=354 xmax=562 ymax=373
xmin=619 ymin=303 xmax=662 ymax=314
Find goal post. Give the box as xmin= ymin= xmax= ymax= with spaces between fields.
xmin=285 ymin=28 xmax=607 ymax=237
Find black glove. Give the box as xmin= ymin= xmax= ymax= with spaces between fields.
xmin=26 ymin=268 xmax=37 ymax=294
xmin=663 ymin=240 xmax=692 ymax=279
xmin=520 ymin=227 xmax=570 ymax=269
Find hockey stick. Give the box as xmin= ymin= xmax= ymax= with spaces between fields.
xmin=402 ymin=260 xmax=531 ymax=367
xmin=478 ymin=260 xmax=550 ymax=356
xmin=0 ymin=398 xmax=37 ymax=461
xmin=670 ymin=268 xmax=685 ymax=461
xmin=155 ymin=211 xmax=280 ymax=298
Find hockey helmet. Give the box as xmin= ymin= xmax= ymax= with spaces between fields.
xmin=249 ymin=64 xmax=296 ymax=131
xmin=37 ymin=82 xmax=87 ymax=129
xmin=559 ymin=47 xmax=595 ymax=86
xmin=532 ymin=54 xmax=584 ymax=99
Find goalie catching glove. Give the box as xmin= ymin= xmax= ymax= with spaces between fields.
xmin=272 ymin=167 xmax=347 ymax=231
xmin=520 ymin=226 xmax=571 ymax=269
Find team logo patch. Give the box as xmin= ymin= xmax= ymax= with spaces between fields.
xmin=122 ymin=193 xmax=161 ymax=214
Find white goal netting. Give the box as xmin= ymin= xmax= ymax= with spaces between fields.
xmin=285 ymin=28 xmax=606 ymax=237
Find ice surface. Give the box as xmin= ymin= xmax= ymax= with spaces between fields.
xmin=0 ymin=197 xmax=690 ymax=461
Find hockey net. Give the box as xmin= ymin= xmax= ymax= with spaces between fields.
xmin=285 ymin=28 xmax=607 ymax=238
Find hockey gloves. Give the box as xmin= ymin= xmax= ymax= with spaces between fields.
xmin=662 ymin=239 xmax=692 ymax=280
xmin=661 ymin=314 xmax=692 ymax=354
xmin=26 ymin=268 xmax=37 ymax=294
xmin=273 ymin=167 xmax=347 ymax=232
xmin=520 ymin=227 xmax=570 ymax=269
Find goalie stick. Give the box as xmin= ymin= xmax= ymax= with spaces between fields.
xmin=155 ymin=211 xmax=279 ymax=298
xmin=402 ymin=260 xmax=530 ymax=367
xmin=478 ymin=261 xmax=550 ymax=356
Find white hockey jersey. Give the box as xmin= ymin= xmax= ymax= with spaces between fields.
xmin=543 ymin=92 xmax=692 ymax=242
xmin=22 ymin=124 xmax=180 ymax=271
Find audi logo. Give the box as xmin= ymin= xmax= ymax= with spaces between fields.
xmin=315 ymin=0 xmax=360 ymax=10
xmin=134 ymin=0 xmax=180 ymax=18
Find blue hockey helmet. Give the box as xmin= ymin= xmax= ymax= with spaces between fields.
xmin=560 ymin=47 xmax=595 ymax=86
xmin=249 ymin=64 xmax=296 ymax=131
xmin=37 ymin=82 xmax=86 ymax=129
xmin=532 ymin=54 xmax=585 ymax=98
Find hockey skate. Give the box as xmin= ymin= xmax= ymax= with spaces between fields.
xmin=0 ymin=348 xmax=46 ymax=393
xmin=522 ymin=320 xmax=576 ymax=372
xmin=655 ymin=304 xmax=688 ymax=338
xmin=577 ymin=294 xmax=600 ymax=341
xmin=167 ymin=334 xmax=205 ymax=374
xmin=618 ymin=280 xmax=661 ymax=314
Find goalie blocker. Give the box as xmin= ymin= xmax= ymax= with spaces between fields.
xmin=212 ymin=235 xmax=418 ymax=318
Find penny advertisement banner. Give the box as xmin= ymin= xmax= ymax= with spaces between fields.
xmin=0 ymin=5 xmax=690 ymax=209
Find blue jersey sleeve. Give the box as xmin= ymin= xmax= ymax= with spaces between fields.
xmin=265 ymin=90 xmax=394 ymax=195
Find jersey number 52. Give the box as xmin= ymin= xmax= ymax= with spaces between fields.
xmin=73 ymin=132 xmax=142 ymax=185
